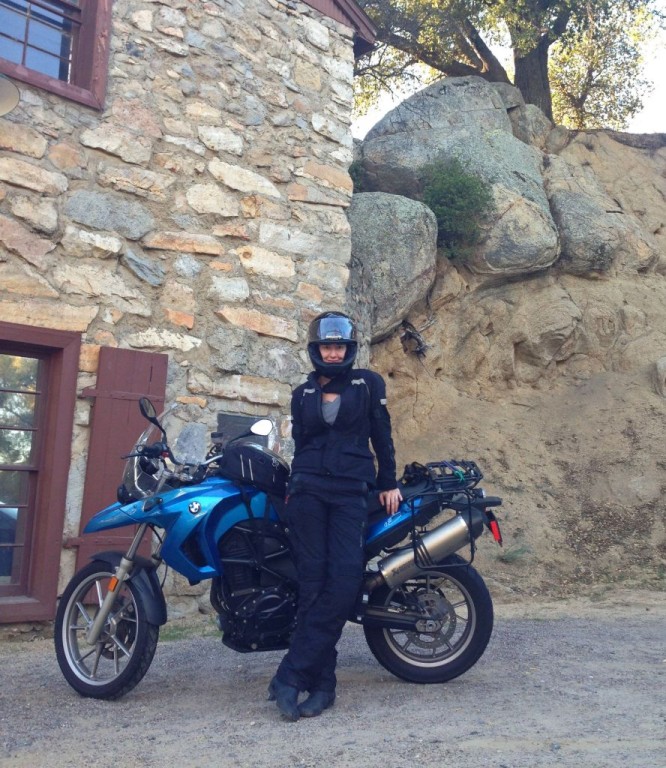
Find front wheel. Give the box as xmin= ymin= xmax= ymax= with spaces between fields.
xmin=54 ymin=560 xmax=159 ymax=699
xmin=363 ymin=555 xmax=493 ymax=684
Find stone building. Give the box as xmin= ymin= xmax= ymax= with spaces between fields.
xmin=0 ymin=0 xmax=374 ymax=624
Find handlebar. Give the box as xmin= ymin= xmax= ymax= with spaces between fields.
xmin=122 ymin=442 xmax=171 ymax=460
xmin=141 ymin=442 xmax=169 ymax=458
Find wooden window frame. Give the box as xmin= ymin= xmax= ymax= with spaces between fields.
xmin=0 ymin=322 xmax=80 ymax=623
xmin=0 ymin=0 xmax=113 ymax=110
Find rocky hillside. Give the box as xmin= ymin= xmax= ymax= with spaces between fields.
xmin=350 ymin=77 xmax=666 ymax=599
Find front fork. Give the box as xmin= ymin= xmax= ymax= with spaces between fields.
xmin=85 ymin=523 xmax=149 ymax=645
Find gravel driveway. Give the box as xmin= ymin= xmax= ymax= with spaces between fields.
xmin=1 ymin=591 xmax=664 ymax=768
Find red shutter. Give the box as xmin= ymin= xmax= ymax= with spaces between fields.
xmin=73 ymin=348 xmax=168 ymax=570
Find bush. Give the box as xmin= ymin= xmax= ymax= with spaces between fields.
xmin=421 ymin=157 xmax=494 ymax=257
xmin=348 ymin=160 xmax=365 ymax=193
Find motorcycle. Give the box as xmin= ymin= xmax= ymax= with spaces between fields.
xmin=55 ymin=397 xmax=503 ymax=700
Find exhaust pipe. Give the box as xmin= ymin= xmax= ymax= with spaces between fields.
xmin=366 ymin=508 xmax=485 ymax=591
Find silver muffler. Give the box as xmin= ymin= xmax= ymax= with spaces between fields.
xmin=368 ymin=508 xmax=484 ymax=590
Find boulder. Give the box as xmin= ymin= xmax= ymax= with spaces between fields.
xmin=557 ymin=131 xmax=666 ymax=261
xmin=489 ymin=82 xmax=525 ymax=111
xmin=365 ymin=76 xmax=513 ymax=140
xmin=487 ymin=80 xmax=553 ymax=150
xmin=391 ymin=277 xmax=584 ymax=387
xmin=473 ymin=186 xmax=559 ymax=275
xmin=359 ymin=77 xmax=515 ymax=198
xmin=545 ymin=156 xmax=659 ymax=275
xmin=507 ymin=103 xmax=554 ymax=150
xmin=357 ymin=76 xmax=559 ymax=276
xmin=347 ymin=192 xmax=437 ymax=341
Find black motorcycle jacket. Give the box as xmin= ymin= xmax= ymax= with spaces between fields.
xmin=290 ymin=368 xmax=398 ymax=491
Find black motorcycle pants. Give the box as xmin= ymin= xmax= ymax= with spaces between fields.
xmin=276 ymin=473 xmax=367 ymax=693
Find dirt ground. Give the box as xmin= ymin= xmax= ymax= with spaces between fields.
xmin=1 ymin=589 xmax=664 ymax=768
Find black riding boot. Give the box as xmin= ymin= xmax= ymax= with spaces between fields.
xmin=268 ymin=676 xmax=300 ymax=722
xmin=298 ymin=690 xmax=336 ymax=718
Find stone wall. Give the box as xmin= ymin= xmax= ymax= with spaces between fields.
xmin=0 ymin=0 xmax=357 ymax=597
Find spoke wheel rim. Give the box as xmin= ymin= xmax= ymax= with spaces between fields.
xmin=62 ymin=571 xmax=139 ymax=686
xmin=382 ymin=571 xmax=476 ymax=668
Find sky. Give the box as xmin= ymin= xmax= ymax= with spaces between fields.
xmin=352 ymin=20 xmax=666 ymax=139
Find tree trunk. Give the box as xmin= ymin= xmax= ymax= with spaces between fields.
xmin=513 ymin=36 xmax=553 ymax=120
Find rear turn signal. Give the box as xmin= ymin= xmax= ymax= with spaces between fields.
xmin=486 ymin=511 xmax=503 ymax=546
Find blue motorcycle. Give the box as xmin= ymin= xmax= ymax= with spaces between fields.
xmin=55 ymin=397 xmax=503 ymax=700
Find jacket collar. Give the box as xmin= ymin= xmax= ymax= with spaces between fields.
xmin=307 ymin=369 xmax=354 ymax=394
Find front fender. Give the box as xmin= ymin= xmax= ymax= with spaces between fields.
xmin=91 ymin=551 xmax=167 ymax=626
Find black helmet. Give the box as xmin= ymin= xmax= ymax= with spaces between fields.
xmin=307 ymin=311 xmax=358 ymax=377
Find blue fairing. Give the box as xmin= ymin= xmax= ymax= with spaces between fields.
xmin=366 ymin=495 xmax=431 ymax=548
xmin=84 ymin=476 xmax=279 ymax=583
xmin=84 ymin=500 xmax=145 ymax=531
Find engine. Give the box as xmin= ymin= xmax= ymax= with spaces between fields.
xmin=211 ymin=519 xmax=298 ymax=652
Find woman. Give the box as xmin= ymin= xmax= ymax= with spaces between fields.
xmin=269 ymin=311 xmax=402 ymax=720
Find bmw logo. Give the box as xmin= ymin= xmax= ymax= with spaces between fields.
xmin=188 ymin=501 xmax=202 ymax=515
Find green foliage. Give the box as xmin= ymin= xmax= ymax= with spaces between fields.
xmin=420 ymin=157 xmax=494 ymax=257
xmin=550 ymin=2 xmax=656 ymax=129
xmin=496 ymin=543 xmax=532 ymax=564
xmin=355 ymin=0 xmax=662 ymax=127
xmin=348 ymin=160 xmax=365 ymax=193
xmin=356 ymin=0 xmax=511 ymax=108
xmin=354 ymin=45 xmax=431 ymax=117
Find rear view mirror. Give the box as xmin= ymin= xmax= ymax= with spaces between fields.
xmin=139 ymin=397 xmax=167 ymax=440
xmin=251 ymin=419 xmax=273 ymax=437
xmin=139 ymin=397 xmax=157 ymax=422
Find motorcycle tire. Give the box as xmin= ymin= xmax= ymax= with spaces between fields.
xmin=363 ymin=554 xmax=493 ymax=684
xmin=54 ymin=560 xmax=160 ymax=700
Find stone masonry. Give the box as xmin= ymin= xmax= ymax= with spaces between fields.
xmin=0 ymin=0 xmax=358 ymax=597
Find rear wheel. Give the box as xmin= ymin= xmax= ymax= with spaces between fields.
xmin=54 ymin=561 xmax=159 ymax=699
xmin=363 ymin=555 xmax=493 ymax=683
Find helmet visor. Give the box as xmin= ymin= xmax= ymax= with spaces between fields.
xmin=309 ymin=315 xmax=356 ymax=343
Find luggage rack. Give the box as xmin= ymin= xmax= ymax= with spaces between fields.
xmin=409 ymin=460 xmax=485 ymax=568
xmin=425 ymin=460 xmax=483 ymax=492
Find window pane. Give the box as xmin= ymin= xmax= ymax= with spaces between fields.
xmin=0 ymin=429 xmax=35 ymax=465
xmin=0 ymin=38 xmax=23 ymax=64
xmin=0 ymin=536 xmax=21 ymax=582
xmin=0 ymin=2 xmax=28 ymax=43
xmin=0 ymin=391 xmax=37 ymax=428
xmin=0 ymin=507 xmax=18 ymax=546
xmin=28 ymin=15 xmax=69 ymax=52
xmin=0 ymin=468 xmax=23 ymax=579
xmin=0 ymin=354 xmax=39 ymax=392
xmin=0 ymin=469 xmax=29 ymax=505
xmin=25 ymin=45 xmax=65 ymax=78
